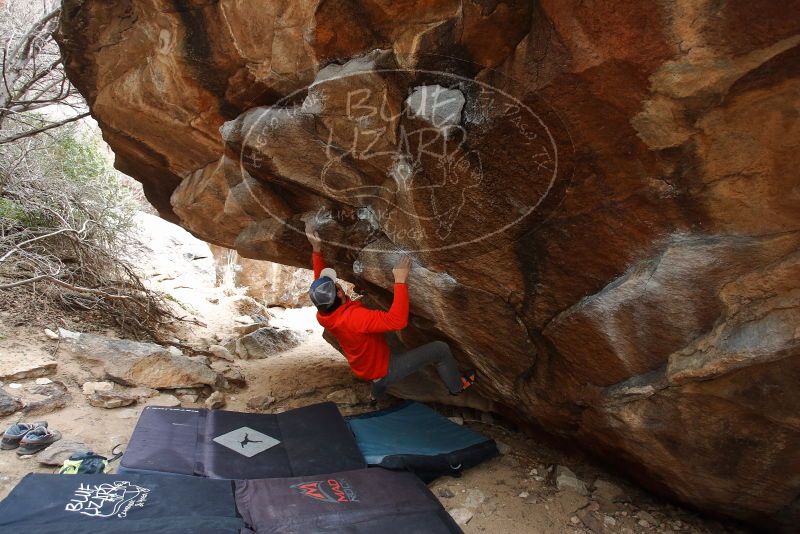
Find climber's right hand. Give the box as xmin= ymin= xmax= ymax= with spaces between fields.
xmin=305 ymin=219 xmax=322 ymax=252
xmin=392 ymin=255 xmax=412 ymax=284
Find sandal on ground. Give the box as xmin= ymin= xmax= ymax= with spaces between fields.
xmin=1 ymin=421 xmax=48 ymax=450
xmin=16 ymin=426 xmax=61 ymax=455
xmin=452 ymin=369 xmax=477 ymax=395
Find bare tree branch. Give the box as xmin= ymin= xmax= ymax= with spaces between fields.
xmin=0 ymin=274 xmax=133 ymax=299
xmin=0 ymin=111 xmax=89 ymax=144
xmin=0 ymin=219 xmax=91 ymax=263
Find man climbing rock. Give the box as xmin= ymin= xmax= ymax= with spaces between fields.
xmin=305 ymin=220 xmax=476 ymax=399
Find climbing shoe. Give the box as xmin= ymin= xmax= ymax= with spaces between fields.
xmin=16 ymin=426 xmax=61 ymax=455
xmin=1 ymin=421 xmax=48 ymax=450
xmin=454 ymin=369 xmax=477 ymax=395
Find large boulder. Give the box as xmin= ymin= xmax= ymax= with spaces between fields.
xmin=58 ymin=329 xmax=224 ymax=389
xmin=56 ymin=1 xmax=800 ymax=529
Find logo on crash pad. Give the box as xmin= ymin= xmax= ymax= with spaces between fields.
xmin=292 ymin=478 xmax=358 ymax=503
xmin=212 ymin=426 xmax=280 ymax=457
xmin=65 ymin=481 xmax=150 ymax=518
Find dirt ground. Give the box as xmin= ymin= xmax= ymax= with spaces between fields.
xmin=0 ymin=217 xmax=751 ymax=533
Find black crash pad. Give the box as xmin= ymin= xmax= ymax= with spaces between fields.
xmin=0 ymin=473 xmax=244 ymax=534
xmin=0 ymin=469 xmax=463 ymax=534
xmin=120 ymin=402 xmax=366 ymax=479
xmin=237 ymin=467 xmax=463 ymax=533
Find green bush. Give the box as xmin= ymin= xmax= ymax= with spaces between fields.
xmin=0 ymin=115 xmax=138 ymax=243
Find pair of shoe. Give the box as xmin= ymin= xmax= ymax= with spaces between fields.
xmin=1 ymin=421 xmax=62 ymax=455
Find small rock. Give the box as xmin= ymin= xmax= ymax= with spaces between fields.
xmin=449 ymin=508 xmax=473 ymax=526
xmin=177 ymin=393 xmax=200 ymax=404
xmin=209 ymin=361 xmax=246 ymax=388
xmin=577 ymin=509 xmax=604 ymax=532
xmin=234 ymin=315 xmax=254 ymax=325
xmin=234 ymin=323 xmax=262 ymax=336
xmin=209 ymin=345 xmax=234 ymax=361
xmin=82 ymin=381 xmax=115 ymax=395
xmin=604 ymin=516 xmax=617 ymax=526
xmin=556 ymin=465 xmax=589 ymax=496
xmin=518 ymin=491 xmax=529 ymax=498
xmin=44 ymin=329 xmax=59 ymax=340
xmin=464 ymin=488 xmax=485 ymax=508
xmin=593 ymin=479 xmax=626 ymax=503
xmin=23 ymin=382 xmax=70 ymax=416
xmin=247 ymin=395 xmax=276 ymax=411
xmin=236 ymin=326 xmax=302 ymax=359
xmin=326 ymin=388 xmax=358 ymax=406
xmin=88 ymin=390 xmax=137 ymax=409
xmin=570 ymin=516 xmax=580 ymax=525
xmin=145 ymin=393 xmax=181 ymax=408
xmin=637 ymin=511 xmax=657 ymax=525
xmin=533 ymin=476 xmax=545 ymax=482
xmin=496 ymin=440 xmax=511 ymax=455
xmin=529 ymin=468 xmax=538 ymax=476
xmin=639 ymin=519 xmax=650 ymax=528
xmin=34 ymin=377 xmax=53 ymax=385
xmin=205 ymin=391 xmax=226 ymax=409
xmin=35 ymin=439 xmax=89 ymax=465
xmin=556 ymin=488 xmax=590 ymax=514
xmin=448 ymin=416 xmax=464 ymax=425
xmin=206 ymin=297 xmax=219 ymax=304
xmin=0 ymin=388 xmax=23 ymax=416
xmin=437 ymin=488 xmax=455 ymax=498
xmin=9 ymin=383 xmax=22 ymax=389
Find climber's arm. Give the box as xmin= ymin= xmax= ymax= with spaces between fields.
xmin=352 ymin=256 xmax=412 ymax=333
xmin=306 ymin=219 xmax=324 ymax=278
xmin=351 ymin=284 xmax=409 ymax=333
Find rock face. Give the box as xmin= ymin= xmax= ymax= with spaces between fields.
xmin=208 ymin=245 xmax=313 ymax=307
xmin=56 ymin=1 xmax=800 ymax=528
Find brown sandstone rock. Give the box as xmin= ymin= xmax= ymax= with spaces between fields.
xmin=56 ymin=1 xmax=800 ymax=529
xmin=0 ymin=387 xmax=23 ymax=416
xmin=235 ymin=327 xmax=303 ymax=359
xmin=58 ymin=329 xmax=224 ymax=389
xmin=88 ymin=390 xmax=137 ymax=409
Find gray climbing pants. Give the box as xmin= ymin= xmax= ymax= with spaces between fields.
xmin=371 ymin=340 xmax=463 ymax=398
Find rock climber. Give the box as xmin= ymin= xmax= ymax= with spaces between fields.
xmin=305 ymin=219 xmax=477 ymax=399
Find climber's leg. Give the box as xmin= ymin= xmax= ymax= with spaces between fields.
xmin=372 ymin=340 xmax=466 ymax=396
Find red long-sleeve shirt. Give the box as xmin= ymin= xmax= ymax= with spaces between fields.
xmin=312 ymin=252 xmax=408 ymax=380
